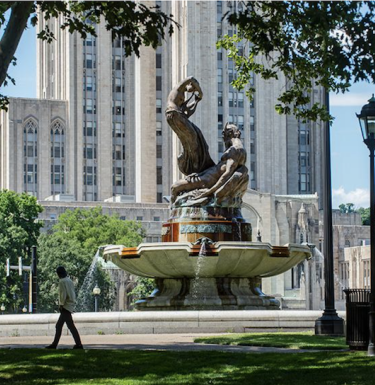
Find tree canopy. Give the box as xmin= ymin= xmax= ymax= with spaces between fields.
xmin=37 ymin=207 xmax=146 ymax=312
xmin=0 ymin=190 xmax=43 ymax=311
xmin=357 ymin=207 xmax=371 ymax=226
xmin=51 ymin=206 xmax=146 ymax=254
xmin=219 ymin=1 xmax=375 ymax=122
xmin=0 ymin=1 xmax=176 ymax=110
xmin=0 ymin=189 xmax=43 ymax=261
xmin=338 ymin=203 xmax=355 ymax=214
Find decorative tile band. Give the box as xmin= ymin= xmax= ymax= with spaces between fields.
xmin=180 ymin=224 xmax=233 ymax=234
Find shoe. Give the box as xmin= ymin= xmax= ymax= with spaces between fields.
xmin=73 ymin=345 xmax=83 ymax=349
xmin=45 ymin=344 xmax=57 ymax=349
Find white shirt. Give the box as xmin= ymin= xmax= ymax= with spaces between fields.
xmin=58 ymin=277 xmax=76 ymax=313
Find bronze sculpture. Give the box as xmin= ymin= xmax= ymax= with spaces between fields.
xmin=166 ymin=76 xmax=249 ymax=208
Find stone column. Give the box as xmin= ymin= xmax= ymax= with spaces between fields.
xmin=134 ymin=46 xmax=157 ymax=202
xmin=96 ymin=24 xmax=113 ymax=200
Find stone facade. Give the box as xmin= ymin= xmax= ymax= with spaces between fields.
xmin=344 ymin=245 xmax=371 ymax=290
xmin=0 ymin=98 xmax=68 ymax=198
xmin=332 ymin=212 xmax=370 ymax=308
xmin=0 ymin=1 xmax=324 ymax=204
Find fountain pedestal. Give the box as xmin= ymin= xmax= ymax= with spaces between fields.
xmin=136 ymin=277 xmax=279 ymax=310
xmin=162 ymin=207 xmax=252 ymax=243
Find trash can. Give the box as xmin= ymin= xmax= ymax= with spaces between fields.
xmin=344 ymin=289 xmax=371 ymax=350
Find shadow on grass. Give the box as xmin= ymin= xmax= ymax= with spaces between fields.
xmin=195 ymin=332 xmax=347 ymax=350
xmin=0 ymin=349 xmax=374 ymax=384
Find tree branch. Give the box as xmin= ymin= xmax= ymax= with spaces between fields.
xmin=0 ymin=1 xmax=34 ymax=88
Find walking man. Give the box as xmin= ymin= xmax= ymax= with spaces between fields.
xmin=46 ymin=266 xmax=83 ymax=349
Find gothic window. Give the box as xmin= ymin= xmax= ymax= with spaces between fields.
xmin=250 ymin=141 xmax=255 ymax=154
xmin=85 ymin=76 xmax=93 ymax=91
xmin=156 ymin=99 xmax=162 ymax=114
xmin=156 ymin=121 xmax=162 ymax=136
xmin=218 ymin=91 xmax=223 ymax=106
xmin=157 ymin=166 xmax=162 ymax=184
xmin=218 ymin=68 xmax=223 ymax=83
xmin=228 ymin=92 xmax=234 ymax=107
xmin=114 ymin=55 xmax=121 ymax=70
xmin=50 ymin=120 xmax=66 ymax=195
xmin=238 ymin=115 xmax=244 ymax=130
xmin=238 ymin=93 xmax=244 ymax=108
xmin=299 ymin=173 xmax=310 ymax=192
xmin=156 ymin=144 xmax=162 ymax=159
xmin=156 ymin=53 xmax=162 ymax=68
xmin=156 ymin=76 xmax=162 ymax=91
xmin=23 ymin=119 xmax=38 ymax=196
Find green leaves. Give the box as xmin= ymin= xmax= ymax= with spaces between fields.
xmin=52 ymin=207 xmax=145 ymax=252
xmin=0 ymin=190 xmax=43 ymax=259
xmin=0 ymin=190 xmax=43 ymax=311
xmin=357 ymin=207 xmax=370 ymax=225
xmin=221 ymin=1 xmax=375 ymax=122
xmin=37 ymin=207 xmax=146 ymax=312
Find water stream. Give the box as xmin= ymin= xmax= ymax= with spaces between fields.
xmin=76 ymin=249 xmax=101 ymax=312
xmin=190 ymin=240 xmax=209 ymax=308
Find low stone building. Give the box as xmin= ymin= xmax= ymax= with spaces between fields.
xmin=344 ymin=245 xmax=371 ymax=290
xmin=331 ymin=211 xmax=370 ymax=309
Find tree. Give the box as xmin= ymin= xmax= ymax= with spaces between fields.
xmin=357 ymin=207 xmax=371 ymax=226
xmin=52 ymin=207 xmax=146 ymax=253
xmin=339 ymin=203 xmax=355 ymax=214
xmin=37 ymin=207 xmax=146 ymax=312
xmin=219 ymin=1 xmax=375 ymax=122
xmin=0 ymin=190 xmax=43 ymax=312
xmin=0 ymin=1 xmax=176 ymax=110
xmin=128 ymin=277 xmax=155 ymax=306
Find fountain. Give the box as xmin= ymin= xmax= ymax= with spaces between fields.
xmin=76 ymin=249 xmax=101 ymax=312
xmin=103 ymin=76 xmax=311 ymax=310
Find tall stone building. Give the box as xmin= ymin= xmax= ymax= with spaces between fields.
xmin=0 ymin=0 xmax=324 ymax=205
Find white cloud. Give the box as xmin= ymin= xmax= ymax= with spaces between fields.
xmin=332 ymin=186 xmax=370 ymax=208
xmin=330 ymin=93 xmax=372 ymax=107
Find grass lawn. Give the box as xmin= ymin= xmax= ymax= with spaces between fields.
xmin=0 ymin=348 xmax=374 ymax=385
xmin=194 ymin=331 xmax=347 ymax=350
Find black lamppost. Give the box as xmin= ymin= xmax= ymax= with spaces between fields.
xmin=357 ymin=95 xmax=375 ymax=356
xmin=93 ymin=283 xmax=101 ymax=313
xmin=315 ymin=91 xmax=344 ymax=335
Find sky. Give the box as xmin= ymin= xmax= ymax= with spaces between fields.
xmin=2 ymin=25 xmax=374 ymax=210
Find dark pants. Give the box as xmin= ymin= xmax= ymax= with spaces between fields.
xmin=52 ymin=308 xmax=82 ymax=346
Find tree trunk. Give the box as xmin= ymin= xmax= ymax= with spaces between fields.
xmin=0 ymin=2 xmax=34 ymax=88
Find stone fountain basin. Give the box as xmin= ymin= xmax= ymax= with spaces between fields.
xmin=103 ymin=242 xmax=310 ymax=279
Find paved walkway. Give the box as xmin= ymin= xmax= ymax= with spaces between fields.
xmin=0 ymin=333 xmax=325 ymax=354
